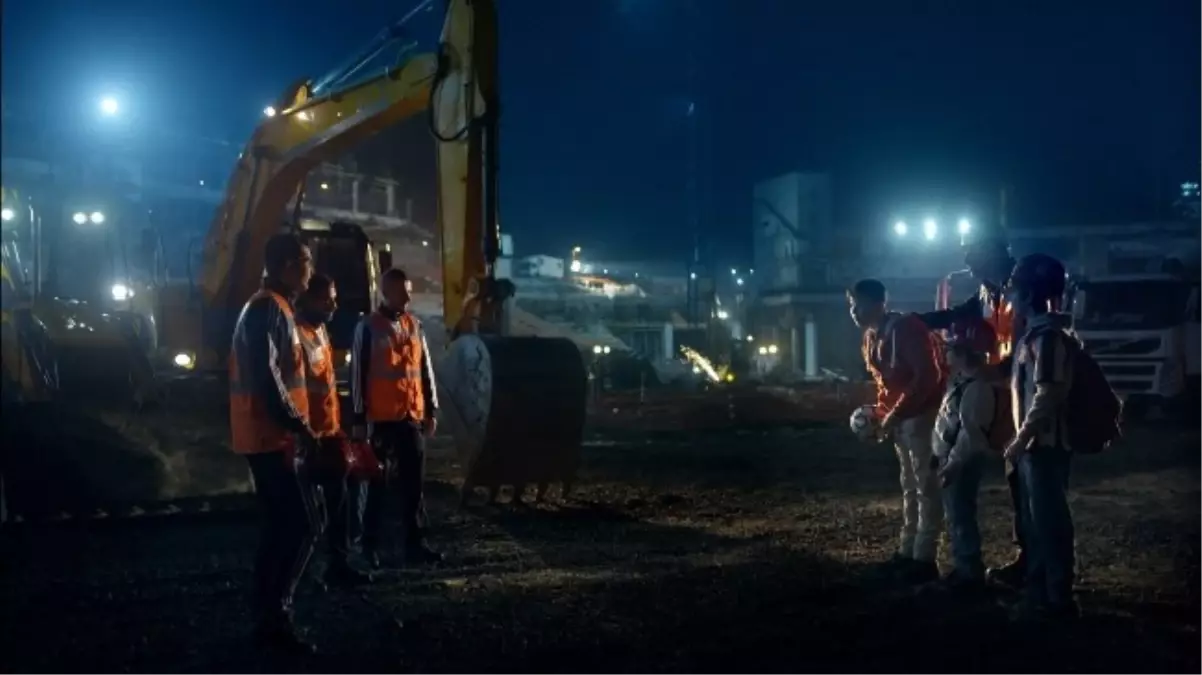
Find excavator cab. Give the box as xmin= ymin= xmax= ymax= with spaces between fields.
xmin=296 ymin=219 xmax=376 ymax=354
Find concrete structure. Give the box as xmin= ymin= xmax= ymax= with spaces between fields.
xmin=751 ymin=172 xmax=833 ymax=294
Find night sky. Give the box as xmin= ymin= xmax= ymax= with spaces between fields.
xmin=3 ymin=0 xmax=1199 ymax=266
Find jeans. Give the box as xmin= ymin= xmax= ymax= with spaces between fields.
xmin=941 ymin=452 xmax=986 ymax=578
xmin=362 ymin=420 xmax=429 ymax=554
xmin=1005 ymin=459 xmax=1029 ymax=568
xmin=1016 ymin=448 xmax=1075 ymax=606
xmin=246 ymin=451 xmax=322 ymax=622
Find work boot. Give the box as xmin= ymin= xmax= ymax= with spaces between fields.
xmin=929 ymin=570 xmax=987 ymax=596
xmin=403 ymin=542 xmax=444 ymax=566
xmin=898 ymin=559 xmax=940 ymax=585
xmin=987 ymin=555 xmax=1027 ymax=588
xmin=323 ymin=562 xmax=374 ymax=589
xmin=869 ymin=553 xmax=916 ymax=580
xmin=253 ymin=615 xmax=316 ymax=655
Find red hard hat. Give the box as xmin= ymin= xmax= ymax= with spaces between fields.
xmin=947 ymin=318 xmax=998 ymax=356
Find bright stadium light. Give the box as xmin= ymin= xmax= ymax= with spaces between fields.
xmin=958 ymin=217 xmax=972 ymax=235
xmin=264 ymin=106 xmax=277 ymax=117
xmin=99 ymin=96 xmax=119 ymax=116
xmin=1 ymin=208 xmax=13 ymax=222
xmin=894 ymin=220 xmax=908 ymax=236
xmin=72 ymin=212 xmax=88 ymax=225
xmin=923 ymin=218 xmax=938 ymax=241
xmin=90 ymin=211 xmax=106 ymax=224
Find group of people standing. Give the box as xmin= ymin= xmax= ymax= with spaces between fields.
xmin=228 ymin=233 xmax=441 ymax=652
xmin=850 ymin=236 xmax=1099 ymax=621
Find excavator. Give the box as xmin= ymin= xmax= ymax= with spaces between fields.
xmin=144 ymin=0 xmax=588 ymax=504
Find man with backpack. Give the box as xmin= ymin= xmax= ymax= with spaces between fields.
xmin=931 ymin=318 xmax=1013 ymax=593
xmin=1004 ymin=253 xmax=1121 ymax=620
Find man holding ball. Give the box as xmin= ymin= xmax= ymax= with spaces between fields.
xmin=848 ymin=278 xmax=947 ymax=583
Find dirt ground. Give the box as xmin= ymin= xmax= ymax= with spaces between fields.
xmin=1 ymin=412 xmax=1198 ymax=673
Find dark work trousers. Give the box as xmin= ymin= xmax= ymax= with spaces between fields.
xmin=1005 ymin=459 xmax=1029 ymax=568
xmin=246 ymin=452 xmax=322 ymax=623
xmin=319 ymin=472 xmax=355 ymax=569
xmin=361 ymin=420 xmax=428 ymax=555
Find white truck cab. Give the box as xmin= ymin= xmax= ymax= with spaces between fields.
xmin=1067 ymin=273 xmax=1201 ymax=405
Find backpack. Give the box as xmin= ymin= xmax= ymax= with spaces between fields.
xmin=1021 ymin=327 xmax=1123 ymax=454
xmin=944 ymin=377 xmax=1013 ymax=454
xmin=1064 ymin=337 xmax=1123 ymax=454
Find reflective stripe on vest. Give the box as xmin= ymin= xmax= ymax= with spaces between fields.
xmin=228 ymin=290 xmax=310 ymax=454
xmin=298 ymin=321 xmax=340 ymax=436
xmin=365 ymin=311 xmax=425 ymax=423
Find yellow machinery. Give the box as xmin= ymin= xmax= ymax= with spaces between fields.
xmin=1 ymin=185 xmax=159 ymax=405
xmin=153 ymin=0 xmax=587 ymax=502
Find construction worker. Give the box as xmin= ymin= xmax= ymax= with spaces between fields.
xmin=294 ymin=273 xmax=373 ymax=588
xmin=1003 ymin=252 xmax=1080 ymax=620
xmin=849 ymin=278 xmax=947 ymax=583
xmin=917 ymin=235 xmax=1029 ymax=588
xmin=351 ymin=267 xmax=442 ymax=568
xmin=228 ymin=232 xmax=321 ymax=652
xmin=920 ymin=235 xmax=1019 ymax=364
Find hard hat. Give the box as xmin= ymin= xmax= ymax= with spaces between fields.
xmin=946 ymin=317 xmax=998 ymax=356
xmin=963 ymin=231 xmax=1012 ymax=272
xmin=1009 ymin=252 xmax=1067 ymax=301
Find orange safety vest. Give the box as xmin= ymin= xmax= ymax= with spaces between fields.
xmin=229 ymin=290 xmax=310 ymax=454
xmin=364 ymin=310 xmax=426 ymax=423
xmin=297 ymin=320 xmax=340 ymax=437
xmin=982 ymin=290 xmax=1017 ymax=363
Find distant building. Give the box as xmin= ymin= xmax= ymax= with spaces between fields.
xmin=517 ymin=254 xmax=566 ymax=279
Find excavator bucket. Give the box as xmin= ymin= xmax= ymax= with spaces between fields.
xmin=437 ymin=334 xmax=588 ymax=504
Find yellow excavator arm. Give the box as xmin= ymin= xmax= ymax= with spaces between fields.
xmin=201 ymin=47 xmax=436 ymax=317
xmin=199 ymin=0 xmax=502 ymax=350
xmin=194 ymin=0 xmax=586 ymax=503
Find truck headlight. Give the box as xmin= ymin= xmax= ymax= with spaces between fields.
xmin=111 ymin=283 xmax=133 ymax=301
xmin=173 ymin=352 xmax=196 ymax=370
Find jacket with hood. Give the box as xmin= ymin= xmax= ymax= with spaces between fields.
xmin=862 ymin=311 xmax=946 ymax=420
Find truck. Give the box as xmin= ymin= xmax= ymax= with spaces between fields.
xmin=1067 ymin=271 xmax=1201 ymax=415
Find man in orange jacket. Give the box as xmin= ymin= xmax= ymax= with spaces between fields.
xmin=294 ymin=273 xmax=373 ymax=588
xmin=849 ymin=278 xmax=947 ymax=583
xmin=228 ymin=233 xmax=321 ymax=652
xmin=351 ymin=267 xmax=441 ymax=568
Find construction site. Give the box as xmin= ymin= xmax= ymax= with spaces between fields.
xmin=2 ymin=0 xmax=1200 ymax=672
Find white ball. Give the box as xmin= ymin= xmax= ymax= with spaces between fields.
xmin=849 ymin=405 xmax=878 ymax=441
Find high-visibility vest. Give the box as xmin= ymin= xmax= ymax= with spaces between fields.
xmin=297 ymin=320 xmax=340 ymax=437
xmin=982 ymin=290 xmax=1017 ymax=363
xmin=229 ymin=290 xmax=310 ymax=454
xmin=364 ymin=310 xmax=425 ymax=423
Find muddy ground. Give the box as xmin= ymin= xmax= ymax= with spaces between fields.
xmin=1 ymin=412 xmax=1198 ymax=673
